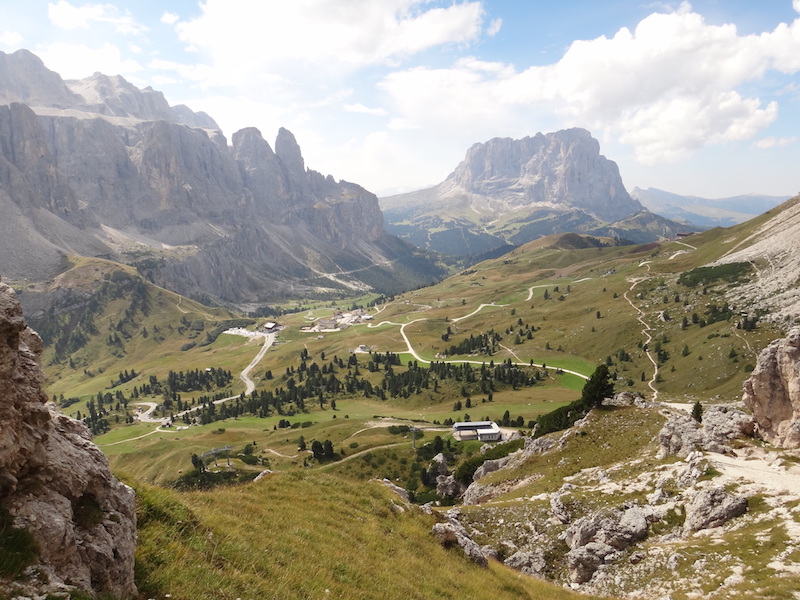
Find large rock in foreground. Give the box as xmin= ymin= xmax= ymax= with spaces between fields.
xmin=743 ymin=326 xmax=800 ymax=448
xmin=0 ymin=280 xmax=137 ymax=598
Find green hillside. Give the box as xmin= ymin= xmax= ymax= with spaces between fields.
xmin=132 ymin=470 xmax=600 ymax=600
xmin=14 ymin=198 xmax=800 ymax=599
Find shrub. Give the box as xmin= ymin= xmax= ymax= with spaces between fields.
xmin=0 ymin=507 xmax=39 ymax=578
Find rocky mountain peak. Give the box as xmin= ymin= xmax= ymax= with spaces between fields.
xmin=0 ymin=49 xmax=79 ymax=107
xmin=0 ymin=279 xmax=137 ymax=598
xmin=66 ymin=71 xmax=174 ymax=121
xmin=448 ymin=127 xmax=642 ymax=222
xmin=0 ymin=49 xmax=444 ymax=302
xmin=275 ymin=126 xmax=306 ymax=176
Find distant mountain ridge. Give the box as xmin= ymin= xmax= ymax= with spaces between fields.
xmin=631 ymin=187 xmax=791 ymax=228
xmin=380 ymin=129 xmax=689 ymax=256
xmin=0 ymin=49 xmax=443 ymax=306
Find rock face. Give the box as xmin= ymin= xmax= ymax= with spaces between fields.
xmin=683 ymin=487 xmax=748 ymax=536
xmin=0 ymin=49 xmax=442 ymax=305
xmin=381 ymin=129 xmax=686 ymax=256
xmin=743 ymin=326 xmax=800 ymax=448
xmin=0 ymin=281 xmax=137 ymax=598
xmin=657 ymin=405 xmax=754 ymax=458
xmin=560 ymin=506 xmax=651 ymax=584
xmin=450 ymin=129 xmax=640 ymax=222
xmin=711 ymin=196 xmax=800 ymax=323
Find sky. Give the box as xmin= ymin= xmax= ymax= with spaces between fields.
xmin=1 ymin=1 xmax=799 ymax=199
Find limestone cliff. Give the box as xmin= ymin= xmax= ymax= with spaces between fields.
xmin=0 ymin=280 xmax=137 ymax=598
xmin=380 ymin=129 xmax=686 ymax=256
xmin=743 ymin=326 xmax=800 ymax=448
xmin=0 ymin=48 xmax=442 ymax=304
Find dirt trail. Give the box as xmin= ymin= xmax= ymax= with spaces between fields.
xmin=624 ymin=275 xmax=660 ymax=401
xmin=711 ymin=450 xmax=800 ymax=496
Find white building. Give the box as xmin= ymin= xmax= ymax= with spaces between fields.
xmin=452 ymin=421 xmax=502 ymax=442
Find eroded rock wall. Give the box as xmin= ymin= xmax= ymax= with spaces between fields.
xmin=743 ymin=326 xmax=800 ymax=448
xmin=0 ymin=280 xmax=137 ymax=598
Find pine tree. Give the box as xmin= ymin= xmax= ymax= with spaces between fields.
xmin=580 ymin=364 xmax=615 ymax=409
xmin=692 ymin=401 xmax=703 ymax=423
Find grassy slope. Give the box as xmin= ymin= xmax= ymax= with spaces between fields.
xmin=86 ymin=199 xmax=787 ymax=486
xmin=133 ymin=471 xmax=601 ymax=600
xmin=18 ymin=201 xmax=800 ymax=599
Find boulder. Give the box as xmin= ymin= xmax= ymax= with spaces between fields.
xmin=461 ymin=481 xmax=494 ymax=506
xmin=701 ymin=405 xmax=755 ymax=452
xmin=436 ymin=474 xmax=465 ymax=498
xmin=743 ymin=326 xmax=800 ymax=448
xmin=560 ymin=505 xmax=650 ymax=583
xmin=431 ymin=522 xmax=488 ymax=567
xmin=473 ymin=455 xmax=514 ymax=481
xmin=657 ymin=413 xmax=703 ymax=459
xmin=658 ymin=405 xmax=755 ymax=458
xmin=504 ymin=549 xmax=547 ymax=578
xmin=550 ymin=494 xmax=571 ymax=524
xmin=430 ymin=452 xmax=449 ymax=477
xmin=683 ymin=486 xmax=748 ymax=536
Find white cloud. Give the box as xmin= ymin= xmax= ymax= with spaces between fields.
xmin=753 ymin=135 xmax=797 ymax=149
xmin=378 ymin=4 xmax=800 ymax=166
xmin=173 ymin=0 xmax=485 ymax=82
xmin=0 ymin=31 xmax=23 ymax=47
xmin=344 ymin=103 xmax=388 ymax=117
xmin=48 ymin=1 xmax=148 ymax=35
xmin=487 ymin=18 xmax=502 ymax=36
xmin=36 ymin=42 xmax=142 ymax=79
xmin=161 ymin=11 xmax=179 ymax=25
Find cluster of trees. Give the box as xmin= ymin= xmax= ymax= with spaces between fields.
xmin=533 ymin=364 xmax=614 ymax=439
xmin=34 ymin=271 xmax=151 ymax=363
xmin=176 ymin=352 xmax=546 ymax=428
xmin=110 ymin=369 xmax=138 ymax=388
xmin=133 ymin=369 xmax=233 ymax=400
xmin=310 ymin=439 xmax=337 ymax=461
xmin=441 ymin=331 xmax=502 ymax=356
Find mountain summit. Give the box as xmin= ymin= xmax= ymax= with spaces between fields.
xmin=450 ymin=128 xmax=641 ymax=221
xmin=381 ymin=129 xmax=682 ymax=256
xmin=0 ymin=49 xmax=442 ymax=304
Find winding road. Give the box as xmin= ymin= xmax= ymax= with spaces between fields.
xmin=100 ymin=332 xmax=275 ymax=446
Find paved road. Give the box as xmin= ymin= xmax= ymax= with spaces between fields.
xmin=102 ymin=332 xmax=275 ymax=445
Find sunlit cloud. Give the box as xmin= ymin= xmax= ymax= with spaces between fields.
xmin=36 ymin=42 xmax=142 ymax=79
xmin=753 ymin=135 xmax=796 ymax=149
xmin=344 ymin=103 xmax=388 ymax=117
xmin=48 ymin=1 xmax=148 ymax=35
xmin=0 ymin=31 xmax=23 ymax=47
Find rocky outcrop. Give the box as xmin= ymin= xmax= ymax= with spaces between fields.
xmin=560 ymin=506 xmax=651 ymax=584
xmin=682 ymin=486 xmax=748 ymax=536
xmin=504 ymin=550 xmax=546 ymax=578
xmin=0 ymin=281 xmax=137 ymax=598
xmin=743 ymin=327 xmax=800 ymax=448
xmin=435 ymin=474 xmax=465 ymax=499
xmin=431 ymin=512 xmax=488 ymax=567
xmin=657 ymin=405 xmax=755 ymax=458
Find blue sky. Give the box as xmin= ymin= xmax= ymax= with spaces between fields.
xmin=1 ymin=1 xmax=799 ymax=198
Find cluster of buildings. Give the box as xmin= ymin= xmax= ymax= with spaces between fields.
xmin=300 ymin=309 xmax=373 ymax=332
